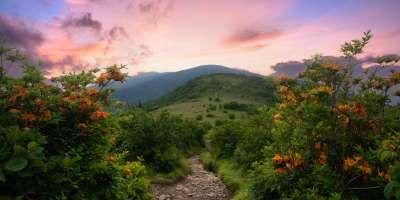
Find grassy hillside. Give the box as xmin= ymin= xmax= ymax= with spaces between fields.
xmin=147 ymin=73 xmax=277 ymax=122
xmin=112 ymin=65 xmax=259 ymax=103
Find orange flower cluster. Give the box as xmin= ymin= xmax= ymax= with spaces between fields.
xmin=78 ymin=123 xmax=88 ymax=136
xmin=96 ymin=73 xmax=109 ymax=85
xmin=18 ymin=113 xmax=37 ymax=123
xmin=311 ymin=85 xmax=334 ymax=95
xmin=35 ymin=98 xmax=51 ymax=121
xmin=344 ymin=156 xmax=372 ymax=175
xmin=313 ymin=142 xmax=327 ymax=165
xmin=105 ymin=154 xmax=116 ymax=164
xmin=273 ymin=152 xmax=304 ymax=174
xmin=279 ymin=85 xmax=296 ymax=102
xmin=322 ymin=63 xmax=342 ymax=71
xmin=96 ymin=65 xmax=125 ymax=86
xmin=377 ymin=169 xmax=392 ymax=182
xmin=278 ymin=75 xmax=289 ymax=81
xmin=388 ymin=72 xmax=400 ymax=86
xmin=91 ymin=111 xmax=108 ymax=122
xmin=273 ymin=113 xmax=282 ymax=124
xmin=8 ymin=85 xmax=28 ymax=104
xmin=337 ymin=102 xmax=367 ymax=118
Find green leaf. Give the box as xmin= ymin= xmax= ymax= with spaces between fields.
xmin=27 ymin=141 xmax=39 ymax=151
xmin=4 ymin=157 xmax=28 ymax=172
xmin=0 ymin=169 xmax=5 ymax=182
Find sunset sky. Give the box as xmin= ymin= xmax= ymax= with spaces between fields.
xmin=1 ymin=0 xmax=399 ymax=77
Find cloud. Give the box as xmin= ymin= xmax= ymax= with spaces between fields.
xmin=0 ymin=14 xmax=46 ymax=76
xmin=138 ymin=0 xmax=175 ymax=26
xmin=0 ymin=14 xmax=45 ymax=50
xmin=223 ymin=29 xmax=284 ymax=47
xmin=62 ymin=12 xmax=102 ymax=34
xmin=107 ymin=26 xmax=128 ymax=40
xmin=130 ymin=44 xmax=153 ymax=65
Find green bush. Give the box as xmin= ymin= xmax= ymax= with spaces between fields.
xmin=0 ymin=46 xmax=150 ymax=199
xmin=118 ymin=109 xmax=207 ymax=173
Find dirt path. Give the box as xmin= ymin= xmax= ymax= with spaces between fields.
xmin=150 ymin=156 xmax=232 ymax=200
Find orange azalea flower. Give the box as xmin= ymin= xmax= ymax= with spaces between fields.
xmin=80 ymin=97 xmax=91 ymax=110
xmin=78 ymin=123 xmax=88 ymax=129
xmin=337 ymin=104 xmax=350 ymax=113
xmin=350 ymin=102 xmax=367 ymax=117
xmin=322 ymin=63 xmax=341 ymax=70
xmin=358 ymin=163 xmax=372 ymax=175
xmin=388 ymin=72 xmax=400 ymax=86
xmin=275 ymin=168 xmax=286 ymax=174
xmin=13 ymin=85 xmax=28 ymax=99
xmin=318 ymin=152 xmax=327 ymax=164
xmin=314 ymin=142 xmax=322 ymax=150
xmin=35 ymin=99 xmax=45 ymax=107
xmin=85 ymin=88 xmax=98 ymax=96
xmin=273 ymin=113 xmax=282 ymax=121
xmin=96 ymin=73 xmax=109 ymax=85
xmin=284 ymin=155 xmax=290 ymax=162
xmin=9 ymin=108 xmax=20 ymax=113
xmin=384 ymin=142 xmax=396 ymax=151
xmin=279 ymin=86 xmax=289 ymax=93
xmin=105 ymin=155 xmax=115 ymax=163
xmin=19 ymin=113 xmax=37 ymax=122
xmin=91 ymin=111 xmax=108 ymax=122
xmin=344 ymin=158 xmax=356 ymax=171
xmin=273 ymin=154 xmax=283 ymax=164
xmin=278 ymin=75 xmax=289 ymax=81
xmin=40 ymin=110 xmax=51 ymax=120
xmin=293 ymin=153 xmax=304 ymax=167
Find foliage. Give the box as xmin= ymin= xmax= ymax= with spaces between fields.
xmin=206 ymin=31 xmax=400 ymax=199
xmin=250 ymin=31 xmax=400 ymax=199
xmin=118 ymin=108 xmax=208 ymax=173
xmin=0 ymin=45 xmax=150 ymax=199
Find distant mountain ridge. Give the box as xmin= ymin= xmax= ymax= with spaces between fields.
xmin=112 ymin=65 xmax=259 ymax=103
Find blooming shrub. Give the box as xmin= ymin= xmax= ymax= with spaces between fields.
xmin=250 ymin=31 xmax=400 ymax=199
xmin=0 ymin=45 xmax=150 ymax=199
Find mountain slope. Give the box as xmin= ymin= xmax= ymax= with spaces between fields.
xmin=148 ymin=73 xmax=277 ymax=122
xmin=110 ymin=72 xmax=165 ymax=90
xmin=112 ymin=65 xmax=258 ymax=103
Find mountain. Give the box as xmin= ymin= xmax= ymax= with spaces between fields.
xmin=110 ymin=72 xmax=165 ymax=90
xmin=112 ymin=65 xmax=259 ymax=103
xmin=148 ymin=73 xmax=277 ymax=122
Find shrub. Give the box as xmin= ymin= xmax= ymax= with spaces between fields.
xmin=118 ymin=109 xmax=207 ymax=173
xmin=251 ymin=31 xmax=400 ymax=199
xmin=0 ymin=45 xmax=150 ymax=199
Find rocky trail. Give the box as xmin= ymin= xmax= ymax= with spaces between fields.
xmin=150 ymin=156 xmax=232 ymax=200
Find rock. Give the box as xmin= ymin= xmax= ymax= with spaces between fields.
xmin=183 ymin=187 xmax=190 ymax=194
xmin=158 ymin=194 xmax=170 ymax=200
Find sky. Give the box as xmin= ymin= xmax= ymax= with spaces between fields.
xmin=0 ymin=0 xmax=399 ymax=77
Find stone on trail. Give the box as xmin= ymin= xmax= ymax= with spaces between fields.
xmin=150 ymin=156 xmax=232 ymax=200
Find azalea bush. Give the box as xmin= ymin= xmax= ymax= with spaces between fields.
xmin=249 ymin=31 xmax=400 ymax=199
xmin=0 ymin=45 xmax=150 ymax=199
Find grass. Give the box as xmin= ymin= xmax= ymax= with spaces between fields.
xmin=147 ymin=158 xmax=191 ymax=184
xmin=200 ymin=151 xmax=251 ymax=200
xmin=152 ymin=97 xmax=254 ymax=123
